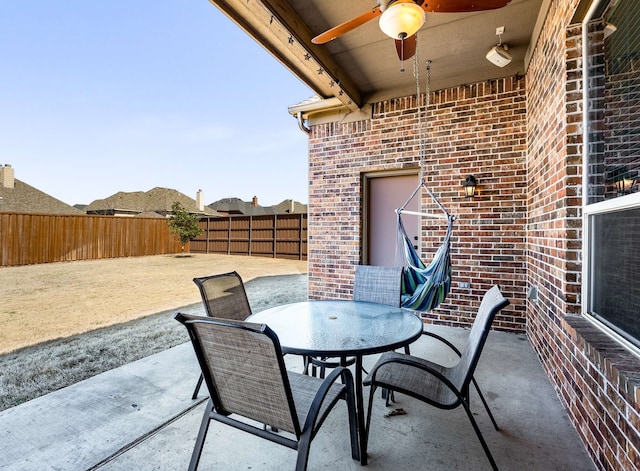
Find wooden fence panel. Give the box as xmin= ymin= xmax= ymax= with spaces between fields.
xmin=0 ymin=212 xmax=182 ymax=267
xmin=0 ymin=212 xmax=308 ymax=266
xmin=192 ymin=214 xmax=307 ymax=260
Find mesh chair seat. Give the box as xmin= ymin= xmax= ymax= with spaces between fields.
xmin=288 ymin=372 xmax=345 ymax=431
xmin=365 ymin=351 xmax=459 ymax=407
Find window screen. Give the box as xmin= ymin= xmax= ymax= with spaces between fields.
xmin=589 ymin=207 xmax=640 ymax=347
xmin=586 ymin=0 xmax=640 ymax=204
xmin=585 ymin=0 xmax=640 ymax=349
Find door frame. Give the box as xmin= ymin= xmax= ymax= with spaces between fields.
xmin=362 ymin=168 xmax=420 ymax=265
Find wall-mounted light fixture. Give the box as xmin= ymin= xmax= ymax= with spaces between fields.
xmin=604 ymin=22 xmax=617 ymax=39
xmin=609 ymin=166 xmax=637 ymax=195
xmin=463 ymin=175 xmax=477 ymax=198
xmin=615 ymin=174 xmax=637 ymax=195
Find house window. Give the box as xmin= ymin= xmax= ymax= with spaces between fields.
xmin=583 ymin=0 xmax=640 ymax=350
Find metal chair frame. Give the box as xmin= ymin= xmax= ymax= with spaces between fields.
xmin=364 ymin=285 xmax=509 ymax=471
xmin=175 ymin=313 xmax=360 ymax=471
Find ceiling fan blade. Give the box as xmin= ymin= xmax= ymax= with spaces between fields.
xmin=421 ymin=0 xmax=512 ymax=13
xmin=395 ymin=34 xmax=417 ymax=61
xmin=312 ymin=6 xmax=382 ymax=44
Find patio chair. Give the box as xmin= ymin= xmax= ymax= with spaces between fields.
xmin=353 ymin=264 xmax=407 ymax=404
xmin=307 ymin=265 xmax=404 ymax=378
xmin=354 ymin=264 xmax=410 ymax=353
xmin=364 ymin=285 xmax=509 ymax=471
xmin=174 ymin=313 xmax=360 ymax=471
xmin=191 ymin=271 xmax=252 ymax=399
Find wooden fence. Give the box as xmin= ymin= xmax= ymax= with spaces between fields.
xmin=190 ymin=214 xmax=307 ymax=260
xmin=0 ymin=212 xmax=308 ymax=267
xmin=0 ymin=212 xmax=182 ymax=267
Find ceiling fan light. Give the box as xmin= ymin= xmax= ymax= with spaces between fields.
xmin=379 ymin=3 xmax=425 ymax=40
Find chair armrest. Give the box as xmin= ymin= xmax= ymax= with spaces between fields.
xmin=421 ymin=331 xmax=462 ymax=357
xmin=302 ymin=366 xmax=355 ymax=432
xmin=370 ymin=355 xmax=462 ymax=401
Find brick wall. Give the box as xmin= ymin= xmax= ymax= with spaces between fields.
xmin=584 ymin=19 xmax=608 ymax=203
xmin=526 ymin=1 xmax=640 ymax=469
xmin=308 ymin=79 xmax=527 ymax=332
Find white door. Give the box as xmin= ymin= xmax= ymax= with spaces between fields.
xmin=365 ymin=173 xmax=419 ymax=266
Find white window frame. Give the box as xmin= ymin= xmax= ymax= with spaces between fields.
xmin=581 ymin=0 xmax=640 ymax=358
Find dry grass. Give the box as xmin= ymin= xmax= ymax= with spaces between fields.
xmin=0 ymin=254 xmax=307 ymax=411
xmin=0 ymin=273 xmax=308 ymax=411
xmin=0 ymin=254 xmax=307 ymax=354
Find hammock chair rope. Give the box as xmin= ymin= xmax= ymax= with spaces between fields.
xmin=396 ymin=54 xmax=455 ymax=312
xmin=416 ymin=52 xmax=428 ymax=180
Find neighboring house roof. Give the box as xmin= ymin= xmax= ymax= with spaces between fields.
xmin=0 ymin=166 xmax=304 ymax=219
xmin=272 ymin=199 xmax=308 ymax=214
xmin=0 ymin=178 xmax=83 ymax=215
xmin=208 ymin=197 xmax=307 ymax=216
xmin=85 ymin=187 xmax=220 ymax=217
xmin=208 ymin=197 xmax=277 ymax=216
xmin=135 ymin=211 xmax=166 ymax=218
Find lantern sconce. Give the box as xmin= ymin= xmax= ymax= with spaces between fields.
xmin=609 ymin=166 xmax=637 ymax=196
xmin=615 ymin=173 xmax=637 ymax=195
xmin=463 ymin=175 xmax=477 ymax=198
xmin=615 ymin=175 xmax=636 ymax=195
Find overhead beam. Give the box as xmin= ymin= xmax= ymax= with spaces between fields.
xmin=207 ymin=0 xmax=362 ymax=111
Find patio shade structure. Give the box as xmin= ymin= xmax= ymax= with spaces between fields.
xmin=206 ymin=0 xmax=542 ymax=111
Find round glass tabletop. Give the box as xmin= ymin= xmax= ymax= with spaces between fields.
xmin=247 ymin=300 xmax=423 ymax=356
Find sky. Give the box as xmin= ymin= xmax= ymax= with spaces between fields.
xmin=0 ymin=1 xmax=313 ymax=207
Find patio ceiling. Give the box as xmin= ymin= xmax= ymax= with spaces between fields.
xmin=207 ymin=0 xmax=547 ymax=113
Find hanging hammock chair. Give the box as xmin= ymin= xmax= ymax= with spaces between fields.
xmin=396 ymin=180 xmax=455 ymax=312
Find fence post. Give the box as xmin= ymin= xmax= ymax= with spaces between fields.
xmin=273 ymin=214 xmax=277 ymax=258
xmin=206 ymin=217 xmax=210 ymax=254
xmin=299 ymin=213 xmax=303 ymax=261
xmin=248 ymin=215 xmax=253 ymax=256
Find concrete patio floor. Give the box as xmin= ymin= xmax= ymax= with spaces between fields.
xmin=0 ymin=322 xmax=596 ymax=471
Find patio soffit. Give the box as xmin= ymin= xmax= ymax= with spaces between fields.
xmin=207 ymin=0 xmax=548 ymax=117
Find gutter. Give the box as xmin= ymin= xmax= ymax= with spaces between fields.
xmin=288 ymin=96 xmax=371 ymax=134
xmin=296 ymin=111 xmax=310 ymax=135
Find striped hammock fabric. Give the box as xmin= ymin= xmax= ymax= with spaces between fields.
xmin=397 ymin=209 xmax=454 ymax=312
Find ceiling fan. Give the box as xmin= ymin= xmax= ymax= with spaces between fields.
xmin=312 ymin=0 xmax=512 ymax=61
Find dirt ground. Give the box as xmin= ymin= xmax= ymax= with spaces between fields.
xmin=0 ymin=254 xmax=307 ymax=354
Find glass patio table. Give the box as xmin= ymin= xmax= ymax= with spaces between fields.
xmin=247 ymin=299 xmax=424 ymax=465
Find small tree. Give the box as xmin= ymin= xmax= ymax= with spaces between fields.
xmin=168 ymin=201 xmax=203 ymax=254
